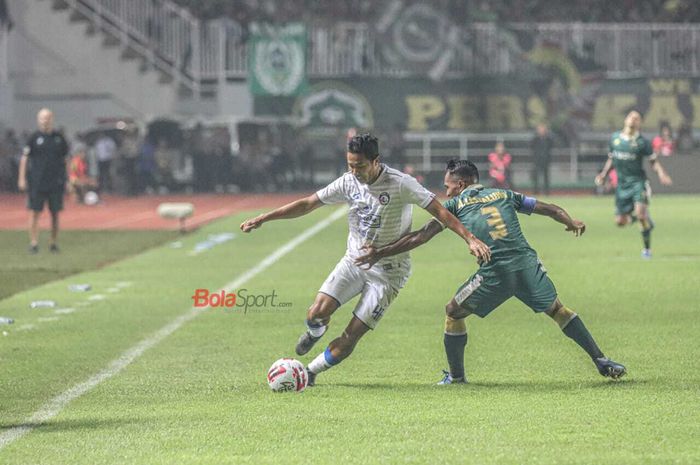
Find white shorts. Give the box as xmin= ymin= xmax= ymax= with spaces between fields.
xmin=318 ymin=256 xmax=410 ymax=329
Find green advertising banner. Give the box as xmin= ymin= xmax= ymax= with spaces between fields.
xmin=254 ymin=37 xmax=700 ymax=134
xmin=248 ymin=23 xmax=307 ymax=97
xmin=255 ymin=77 xmax=700 ymax=134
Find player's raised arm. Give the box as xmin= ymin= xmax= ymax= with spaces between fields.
xmin=424 ymin=198 xmax=491 ymax=263
xmin=240 ymin=194 xmax=324 ymax=232
xmin=355 ymin=219 xmax=444 ymax=269
xmin=532 ymin=200 xmax=586 ymax=236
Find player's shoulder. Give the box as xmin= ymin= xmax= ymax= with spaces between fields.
xmin=377 ymin=165 xmax=418 ymax=190
xmin=382 ymin=164 xmax=409 ymax=180
xmin=479 ymin=186 xmax=509 ymax=196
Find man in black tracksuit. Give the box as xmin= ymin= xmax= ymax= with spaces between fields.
xmin=18 ymin=108 xmax=69 ymax=254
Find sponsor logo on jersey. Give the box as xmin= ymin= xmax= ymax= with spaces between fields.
xmin=611 ymin=150 xmax=637 ymax=161
xmin=360 ymin=213 xmax=381 ymax=228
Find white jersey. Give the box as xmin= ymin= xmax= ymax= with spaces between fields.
xmin=316 ymin=165 xmax=435 ymax=267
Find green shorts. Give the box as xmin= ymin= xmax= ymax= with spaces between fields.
xmin=615 ymin=180 xmax=650 ymax=216
xmin=453 ymin=260 xmax=557 ymax=318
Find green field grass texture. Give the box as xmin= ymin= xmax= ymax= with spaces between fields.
xmin=0 ymin=230 xmax=178 ymax=301
xmin=0 ymin=195 xmax=699 ymax=465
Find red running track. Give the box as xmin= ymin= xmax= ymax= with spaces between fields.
xmin=0 ymin=193 xmax=308 ymax=231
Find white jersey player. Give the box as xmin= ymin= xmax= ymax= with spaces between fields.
xmin=240 ymin=133 xmax=490 ymax=386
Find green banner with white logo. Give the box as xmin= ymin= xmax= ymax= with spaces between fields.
xmin=248 ymin=23 xmax=307 ymax=97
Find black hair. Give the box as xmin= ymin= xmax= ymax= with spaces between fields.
xmin=446 ymin=159 xmax=479 ymax=182
xmin=347 ymin=133 xmax=379 ymax=161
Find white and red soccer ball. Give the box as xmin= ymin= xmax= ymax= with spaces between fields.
xmin=267 ymin=358 xmax=308 ymax=392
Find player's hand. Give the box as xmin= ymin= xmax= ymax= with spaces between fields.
xmin=240 ymin=215 xmax=264 ymax=233
xmin=467 ymin=236 xmax=491 ymax=264
xmin=566 ymin=220 xmax=586 ymax=236
xmin=594 ymin=174 xmax=605 ymax=186
xmin=659 ymin=173 xmax=673 ymax=186
xmin=355 ymin=245 xmax=379 ymax=270
xmin=18 ymin=178 xmax=26 ymax=192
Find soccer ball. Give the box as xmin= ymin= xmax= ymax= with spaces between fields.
xmin=84 ymin=191 xmax=99 ymax=205
xmin=267 ymin=358 xmax=308 ymax=392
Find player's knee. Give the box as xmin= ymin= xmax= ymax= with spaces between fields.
xmin=615 ymin=216 xmax=627 ymax=226
xmin=546 ymin=302 xmax=577 ymax=329
xmin=445 ymin=300 xmax=469 ymax=320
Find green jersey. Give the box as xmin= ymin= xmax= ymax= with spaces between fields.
xmin=443 ymin=185 xmax=537 ymax=273
xmin=609 ymin=131 xmax=654 ymax=185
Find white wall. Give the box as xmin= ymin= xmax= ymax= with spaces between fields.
xmin=1 ymin=0 xmax=253 ymax=135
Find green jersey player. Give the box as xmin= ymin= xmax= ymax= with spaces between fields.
xmin=595 ymin=111 xmax=672 ymax=258
xmin=356 ymin=160 xmax=626 ymax=383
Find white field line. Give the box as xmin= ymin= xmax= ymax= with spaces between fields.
xmin=0 ymin=207 xmax=346 ymax=450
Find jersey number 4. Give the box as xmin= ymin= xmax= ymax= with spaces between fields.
xmin=480 ymin=206 xmax=509 ymax=240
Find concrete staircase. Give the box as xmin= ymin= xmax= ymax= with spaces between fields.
xmin=7 ymin=0 xmax=207 ymax=131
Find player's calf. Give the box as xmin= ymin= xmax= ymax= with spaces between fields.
xmin=296 ymin=294 xmax=339 ymax=355
xmin=306 ymin=316 xmax=370 ymax=385
xmin=443 ymin=299 xmax=470 ymax=383
xmin=546 ymin=300 xmax=627 ymax=378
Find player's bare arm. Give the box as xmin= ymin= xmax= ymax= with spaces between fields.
xmin=355 ymin=219 xmax=444 ymax=269
xmin=649 ymin=157 xmax=672 ymax=186
xmin=240 ymin=194 xmax=324 ymax=232
xmin=594 ymin=156 xmax=613 ymax=186
xmin=424 ymin=199 xmax=491 ymax=263
xmin=532 ymin=200 xmax=586 ymax=236
xmin=17 ymin=152 xmax=28 ymax=192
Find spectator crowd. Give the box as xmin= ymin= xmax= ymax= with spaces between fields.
xmin=171 ymin=0 xmax=700 ymax=25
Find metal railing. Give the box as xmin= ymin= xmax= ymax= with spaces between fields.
xmin=204 ymin=21 xmax=700 ymax=79
xmin=53 ymin=2 xmax=700 ymax=86
xmin=63 ymin=0 xmax=200 ymax=91
xmin=403 ymin=131 xmax=602 ymax=185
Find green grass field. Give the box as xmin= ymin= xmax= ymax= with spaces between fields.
xmin=1 ymin=195 xmax=699 ymax=465
xmin=0 ymin=230 xmax=178 ymax=301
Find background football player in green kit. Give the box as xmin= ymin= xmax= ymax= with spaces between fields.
xmin=356 ymin=159 xmax=627 ymax=384
xmin=595 ymin=111 xmax=673 ymax=259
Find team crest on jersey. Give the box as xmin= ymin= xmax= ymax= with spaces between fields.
xmin=37 ymin=137 xmax=44 ymax=145
xmin=613 ymin=138 xmax=620 ymax=146
xmin=378 ymin=192 xmax=391 ymax=205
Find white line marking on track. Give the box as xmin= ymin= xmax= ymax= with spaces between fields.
xmin=0 ymin=207 xmax=346 ymax=451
